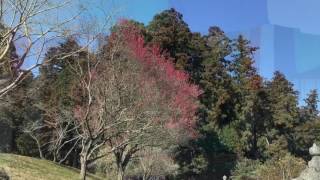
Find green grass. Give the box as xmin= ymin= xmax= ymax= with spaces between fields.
xmin=0 ymin=153 xmax=103 ymax=180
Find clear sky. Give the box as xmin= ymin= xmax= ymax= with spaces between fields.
xmin=170 ymin=0 xmax=269 ymax=33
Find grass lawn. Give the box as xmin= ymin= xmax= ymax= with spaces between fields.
xmin=0 ymin=153 xmax=103 ymax=180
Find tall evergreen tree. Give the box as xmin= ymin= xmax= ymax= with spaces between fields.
xmin=230 ymin=35 xmax=269 ymax=159
xmin=265 ymin=71 xmax=299 ymax=158
xmin=200 ymin=26 xmax=234 ymax=128
xmin=303 ymin=89 xmax=319 ymax=122
xmin=188 ymin=32 xmax=207 ymax=83
xmin=294 ymin=89 xmax=320 ymax=159
xmin=147 ymin=8 xmax=193 ymax=71
xmin=267 ymin=71 xmax=299 ymax=130
xmin=174 ymin=27 xmax=238 ymax=180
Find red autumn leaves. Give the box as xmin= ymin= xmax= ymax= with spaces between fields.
xmin=117 ymin=20 xmax=201 ymax=135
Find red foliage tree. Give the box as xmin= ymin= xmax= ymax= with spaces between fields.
xmin=115 ymin=20 xmax=202 ymax=136
xmin=74 ymin=20 xmax=201 ymax=180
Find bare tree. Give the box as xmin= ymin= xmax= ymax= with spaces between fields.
xmin=137 ymin=147 xmax=178 ymax=180
xmin=44 ymin=109 xmax=80 ymax=164
xmin=23 ymin=109 xmax=79 ymax=163
xmin=0 ymin=0 xmax=85 ymax=97
xmin=23 ymin=120 xmax=46 ymax=159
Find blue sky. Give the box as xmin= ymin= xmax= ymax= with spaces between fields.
xmin=170 ymin=0 xmax=269 ymax=33
xmin=267 ymin=0 xmax=320 ymax=35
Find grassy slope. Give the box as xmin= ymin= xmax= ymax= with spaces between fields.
xmin=0 ymin=153 xmax=103 ymax=180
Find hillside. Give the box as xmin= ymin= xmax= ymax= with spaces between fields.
xmin=0 ymin=153 xmax=103 ymax=180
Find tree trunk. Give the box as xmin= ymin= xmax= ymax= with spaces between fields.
xmin=38 ymin=147 xmax=44 ymax=159
xmin=141 ymin=164 xmax=149 ymax=180
xmin=33 ymin=135 xmax=44 ymax=159
xmin=117 ymin=167 xmax=124 ymax=180
xmin=114 ymin=145 xmax=137 ymax=180
xmin=79 ymin=153 xmax=88 ymax=180
xmin=53 ymin=153 xmax=57 ymax=162
xmin=142 ymin=173 xmax=147 ymax=180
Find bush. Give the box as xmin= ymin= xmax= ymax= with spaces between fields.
xmin=231 ymin=158 xmax=261 ymax=180
xmin=255 ymin=154 xmax=306 ymax=180
xmin=0 ymin=168 xmax=9 ymax=180
xmin=126 ymin=148 xmax=179 ymax=179
xmin=15 ymin=133 xmax=39 ymax=157
xmin=219 ymin=126 xmax=241 ymax=153
xmin=231 ymin=154 xmax=306 ymax=180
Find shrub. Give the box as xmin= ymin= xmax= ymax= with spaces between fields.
xmin=125 ymin=148 xmax=179 ymax=179
xmin=255 ymin=154 xmax=306 ymax=180
xmin=15 ymin=133 xmax=39 ymax=157
xmin=231 ymin=158 xmax=261 ymax=180
xmin=219 ymin=126 xmax=242 ymax=153
xmin=231 ymin=154 xmax=306 ymax=180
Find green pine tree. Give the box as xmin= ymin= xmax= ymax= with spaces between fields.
xmin=265 ymin=71 xmax=299 ymax=159
xmin=147 ymin=8 xmax=192 ymax=70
